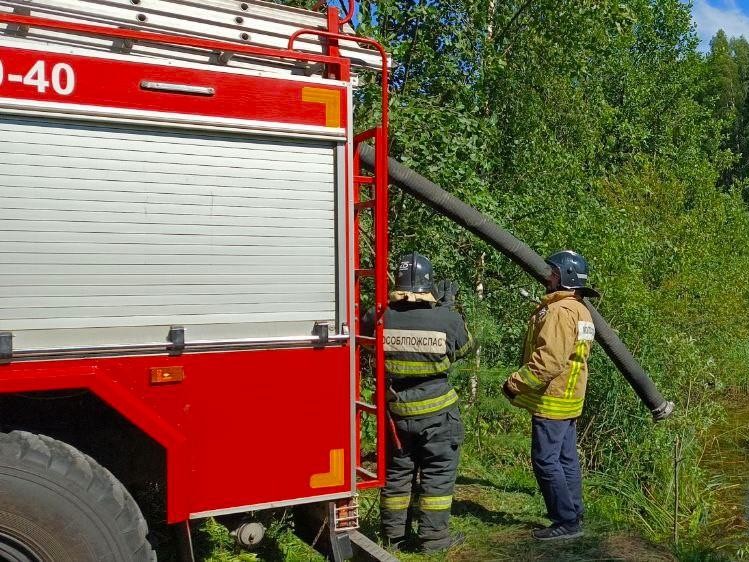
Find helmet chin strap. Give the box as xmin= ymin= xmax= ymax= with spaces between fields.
xmin=546 ymin=267 xmax=561 ymax=293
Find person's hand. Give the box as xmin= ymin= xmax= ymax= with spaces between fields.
xmin=502 ymin=381 xmax=517 ymax=401
xmin=434 ymin=280 xmax=459 ymax=308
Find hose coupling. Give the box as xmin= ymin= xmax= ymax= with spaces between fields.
xmin=651 ymin=400 xmax=675 ymax=422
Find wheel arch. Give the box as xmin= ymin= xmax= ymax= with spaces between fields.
xmin=0 ymin=363 xmax=189 ymax=523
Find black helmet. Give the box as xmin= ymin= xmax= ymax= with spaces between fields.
xmin=395 ymin=252 xmax=434 ymax=293
xmin=546 ymin=250 xmax=600 ymax=298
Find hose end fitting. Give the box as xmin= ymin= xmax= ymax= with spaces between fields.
xmin=651 ymin=400 xmax=675 ymax=422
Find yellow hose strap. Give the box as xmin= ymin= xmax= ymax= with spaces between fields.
xmin=385 ymin=356 xmax=452 ymax=377
xmin=381 ymin=495 xmax=411 ymax=511
xmin=420 ymin=495 xmax=453 ymax=511
xmin=389 ymin=389 xmax=459 ymax=417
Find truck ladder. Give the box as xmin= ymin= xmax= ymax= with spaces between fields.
xmin=0 ymin=0 xmax=386 ymax=74
xmin=353 ymin=126 xmax=388 ymax=489
xmin=283 ymin=9 xmax=391 ymax=492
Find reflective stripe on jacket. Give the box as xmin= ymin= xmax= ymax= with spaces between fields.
xmin=505 ymin=290 xmax=594 ymax=420
xmin=362 ymin=298 xmax=472 ymax=418
xmin=388 ymin=388 xmax=459 ymax=417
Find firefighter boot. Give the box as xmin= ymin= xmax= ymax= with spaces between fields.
xmin=421 ymin=531 xmax=466 ymax=553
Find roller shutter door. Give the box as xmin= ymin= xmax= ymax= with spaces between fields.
xmin=0 ymin=116 xmax=339 ymax=350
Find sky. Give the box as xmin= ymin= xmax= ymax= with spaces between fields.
xmin=691 ymin=0 xmax=749 ymax=50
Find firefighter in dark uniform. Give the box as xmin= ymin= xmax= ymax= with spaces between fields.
xmin=362 ymin=252 xmax=473 ymax=553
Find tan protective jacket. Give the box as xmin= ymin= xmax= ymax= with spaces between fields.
xmin=505 ymin=290 xmax=595 ymax=419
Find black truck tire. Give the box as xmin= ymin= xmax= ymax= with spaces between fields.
xmin=0 ymin=431 xmax=155 ymax=562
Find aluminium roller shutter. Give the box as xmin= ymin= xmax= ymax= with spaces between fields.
xmin=0 ymin=116 xmax=340 ymax=350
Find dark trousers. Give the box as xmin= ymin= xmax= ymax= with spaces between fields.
xmin=380 ymin=408 xmax=464 ymax=547
xmin=531 ymin=417 xmax=583 ymax=526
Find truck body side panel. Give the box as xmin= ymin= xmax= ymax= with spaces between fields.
xmin=0 ymin=346 xmax=352 ymax=522
xmin=0 ymin=38 xmax=357 ymax=522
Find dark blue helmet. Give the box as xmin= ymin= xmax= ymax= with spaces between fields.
xmin=395 ymin=252 xmax=434 ymax=293
xmin=546 ymin=250 xmax=600 ymax=298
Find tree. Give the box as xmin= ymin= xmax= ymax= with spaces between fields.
xmin=280 ymin=0 xmax=749 ymax=547
xmin=708 ymin=31 xmax=741 ymax=121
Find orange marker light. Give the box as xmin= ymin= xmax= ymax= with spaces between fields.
xmin=150 ymin=366 xmax=185 ymax=384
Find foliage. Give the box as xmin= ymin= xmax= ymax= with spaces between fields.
xmin=198 ymin=515 xmax=324 ymax=562
xmin=706 ymin=30 xmax=749 ymax=189
xmin=269 ymin=0 xmax=749 ymax=557
xmin=353 ymin=0 xmax=749 ymax=556
xmin=198 ymin=519 xmax=259 ymax=562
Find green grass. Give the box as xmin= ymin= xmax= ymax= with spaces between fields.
xmin=189 ymin=382 xmax=749 ymax=562
xmin=196 ymin=425 xmax=678 ymax=561
xmin=195 ymin=513 xmax=325 ymax=562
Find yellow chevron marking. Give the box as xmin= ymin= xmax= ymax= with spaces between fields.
xmin=302 ymin=87 xmax=341 ymax=128
xmin=310 ymin=448 xmax=345 ymax=489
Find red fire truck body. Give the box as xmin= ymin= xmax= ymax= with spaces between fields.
xmin=0 ymin=1 xmax=389 ymax=555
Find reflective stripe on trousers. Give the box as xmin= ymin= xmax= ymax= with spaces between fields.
xmin=381 ymin=495 xmax=411 ymax=511
xmin=420 ymin=495 xmax=453 ymax=511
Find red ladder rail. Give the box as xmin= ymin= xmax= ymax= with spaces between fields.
xmin=0 ymin=12 xmax=343 ymax=68
xmin=353 ymin=127 xmax=388 ymax=489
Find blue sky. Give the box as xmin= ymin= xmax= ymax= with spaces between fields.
xmin=690 ymin=0 xmax=749 ymax=50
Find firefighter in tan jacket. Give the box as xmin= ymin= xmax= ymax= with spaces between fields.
xmin=503 ymin=250 xmax=598 ymax=541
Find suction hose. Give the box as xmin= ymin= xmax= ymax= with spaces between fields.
xmin=359 ymin=144 xmax=674 ymax=421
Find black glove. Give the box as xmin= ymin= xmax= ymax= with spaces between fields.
xmin=434 ymin=279 xmax=459 ymax=308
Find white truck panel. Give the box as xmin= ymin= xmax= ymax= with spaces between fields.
xmin=0 ymin=175 xmax=336 ymax=200
xmin=0 ymin=163 xmax=335 ymax=190
xmin=0 ymin=187 xmax=335 ymax=211
xmin=0 ymin=115 xmax=341 ymax=350
xmin=0 ymin=122 xmax=340 ymax=156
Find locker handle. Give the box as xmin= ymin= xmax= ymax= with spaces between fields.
xmin=140 ymin=81 xmax=215 ymax=96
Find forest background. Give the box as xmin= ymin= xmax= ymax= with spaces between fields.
xmin=207 ymin=1 xmax=749 ymax=560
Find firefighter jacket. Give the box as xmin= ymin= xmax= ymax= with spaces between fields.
xmin=505 ymin=290 xmax=595 ymax=420
xmin=362 ymin=297 xmax=473 ymax=419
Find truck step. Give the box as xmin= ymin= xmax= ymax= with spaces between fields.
xmin=347 ymin=530 xmax=400 ymax=562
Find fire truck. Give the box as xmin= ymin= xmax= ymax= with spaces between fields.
xmin=0 ymin=1 xmax=392 ymax=560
